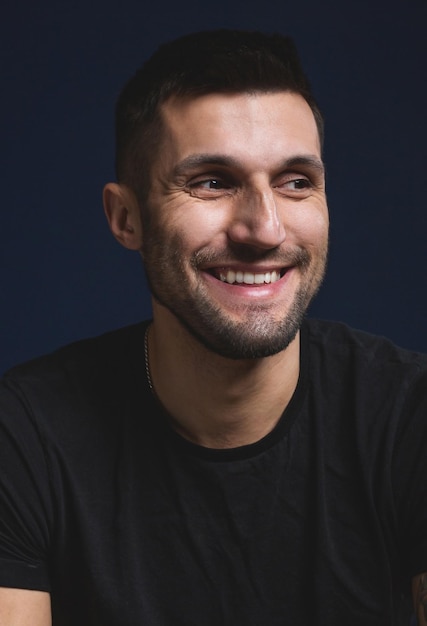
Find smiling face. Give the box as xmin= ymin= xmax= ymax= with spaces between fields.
xmin=141 ymin=91 xmax=329 ymax=359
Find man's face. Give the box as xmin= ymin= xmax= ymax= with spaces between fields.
xmin=142 ymin=91 xmax=329 ymax=359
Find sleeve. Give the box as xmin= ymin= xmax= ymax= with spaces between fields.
xmin=0 ymin=379 xmax=53 ymax=591
xmin=392 ymin=365 xmax=427 ymax=579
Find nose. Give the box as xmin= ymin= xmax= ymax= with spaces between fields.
xmin=227 ymin=185 xmax=286 ymax=250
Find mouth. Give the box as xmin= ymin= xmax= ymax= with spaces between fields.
xmin=212 ymin=268 xmax=286 ymax=285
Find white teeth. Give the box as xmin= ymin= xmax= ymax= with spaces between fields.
xmin=227 ymin=270 xmax=236 ymax=284
xmin=219 ymin=270 xmax=281 ymax=284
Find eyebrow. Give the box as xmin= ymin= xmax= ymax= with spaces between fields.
xmin=172 ymin=153 xmax=325 ymax=177
xmin=172 ymin=154 xmax=238 ymax=177
xmin=285 ymin=155 xmax=325 ymax=174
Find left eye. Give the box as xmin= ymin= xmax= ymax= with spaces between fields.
xmin=275 ymin=177 xmax=313 ymax=198
xmin=285 ymin=178 xmax=311 ymax=190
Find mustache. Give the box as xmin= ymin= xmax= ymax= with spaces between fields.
xmin=191 ymin=245 xmax=311 ymax=270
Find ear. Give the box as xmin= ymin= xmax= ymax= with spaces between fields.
xmin=103 ymin=182 xmax=143 ymax=250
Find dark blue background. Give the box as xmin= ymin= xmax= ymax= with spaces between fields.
xmin=2 ymin=0 xmax=426 ymax=374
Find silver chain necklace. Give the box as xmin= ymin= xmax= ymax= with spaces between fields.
xmin=144 ymin=324 xmax=155 ymax=394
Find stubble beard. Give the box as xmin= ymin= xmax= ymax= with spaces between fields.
xmin=143 ymin=233 xmax=327 ymax=360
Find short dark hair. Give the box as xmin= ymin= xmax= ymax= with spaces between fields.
xmin=115 ymin=29 xmax=324 ymax=201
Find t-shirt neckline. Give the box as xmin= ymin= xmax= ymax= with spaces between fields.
xmin=152 ymin=321 xmax=310 ymax=463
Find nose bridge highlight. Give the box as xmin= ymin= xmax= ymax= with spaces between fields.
xmin=229 ymin=184 xmax=286 ymax=248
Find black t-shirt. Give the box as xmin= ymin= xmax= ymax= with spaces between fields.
xmin=0 ymin=318 xmax=427 ymax=625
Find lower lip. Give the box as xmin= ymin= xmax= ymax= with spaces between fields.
xmin=203 ymin=268 xmax=295 ymax=300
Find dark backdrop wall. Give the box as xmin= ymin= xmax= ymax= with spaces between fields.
xmin=1 ymin=0 xmax=426 ymax=375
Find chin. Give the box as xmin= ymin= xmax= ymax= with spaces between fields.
xmin=177 ymin=307 xmax=303 ymax=360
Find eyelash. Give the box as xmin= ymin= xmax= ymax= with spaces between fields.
xmin=189 ymin=178 xmax=231 ymax=190
xmin=280 ymin=178 xmax=312 ymax=189
xmin=186 ymin=174 xmax=314 ymax=197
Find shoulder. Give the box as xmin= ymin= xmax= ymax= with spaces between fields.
xmin=306 ymin=317 xmax=426 ymax=359
xmin=302 ymin=318 xmax=427 ymax=442
xmin=4 ymin=321 xmax=148 ymax=382
xmin=0 ymin=321 xmax=150 ymax=431
xmin=3 ymin=321 xmax=148 ymax=392
xmin=304 ymin=317 xmax=427 ymax=381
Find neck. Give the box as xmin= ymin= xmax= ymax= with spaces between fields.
xmin=146 ymin=313 xmax=301 ymax=449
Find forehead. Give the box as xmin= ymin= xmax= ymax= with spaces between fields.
xmin=158 ymin=91 xmax=322 ymax=163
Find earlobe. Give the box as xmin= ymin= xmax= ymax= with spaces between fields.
xmin=103 ymin=182 xmax=143 ymax=250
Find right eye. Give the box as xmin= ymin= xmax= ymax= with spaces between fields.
xmin=187 ymin=177 xmax=233 ymax=198
xmin=191 ymin=178 xmax=229 ymax=189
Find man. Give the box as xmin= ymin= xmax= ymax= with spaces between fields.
xmin=0 ymin=29 xmax=426 ymax=625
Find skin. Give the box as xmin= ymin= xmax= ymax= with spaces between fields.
xmin=141 ymin=95 xmax=327 ymax=361
xmin=104 ymin=91 xmax=329 ymax=447
xmin=0 ymin=588 xmax=51 ymax=625
xmin=413 ymin=573 xmax=427 ymax=624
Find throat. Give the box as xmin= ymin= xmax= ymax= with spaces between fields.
xmin=163 ymin=352 xmax=299 ymax=449
xmin=147 ymin=314 xmax=300 ymax=450
xmin=171 ymin=412 xmax=281 ymax=449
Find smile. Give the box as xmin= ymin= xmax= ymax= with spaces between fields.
xmin=218 ymin=269 xmax=282 ymax=285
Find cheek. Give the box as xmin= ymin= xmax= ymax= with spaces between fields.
xmin=288 ymin=208 xmax=329 ymax=251
xmin=163 ymin=206 xmax=228 ymax=251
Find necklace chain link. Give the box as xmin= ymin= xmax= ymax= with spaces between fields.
xmin=144 ymin=324 xmax=155 ymax=393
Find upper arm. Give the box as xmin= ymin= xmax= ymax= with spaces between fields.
xmin=412 ymin=573 xmax=427 ymax=625
xmin=0 ymin=383 xmax=53 ymax=598
xmin=0 ymin=588 xmax=51 ymax=626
